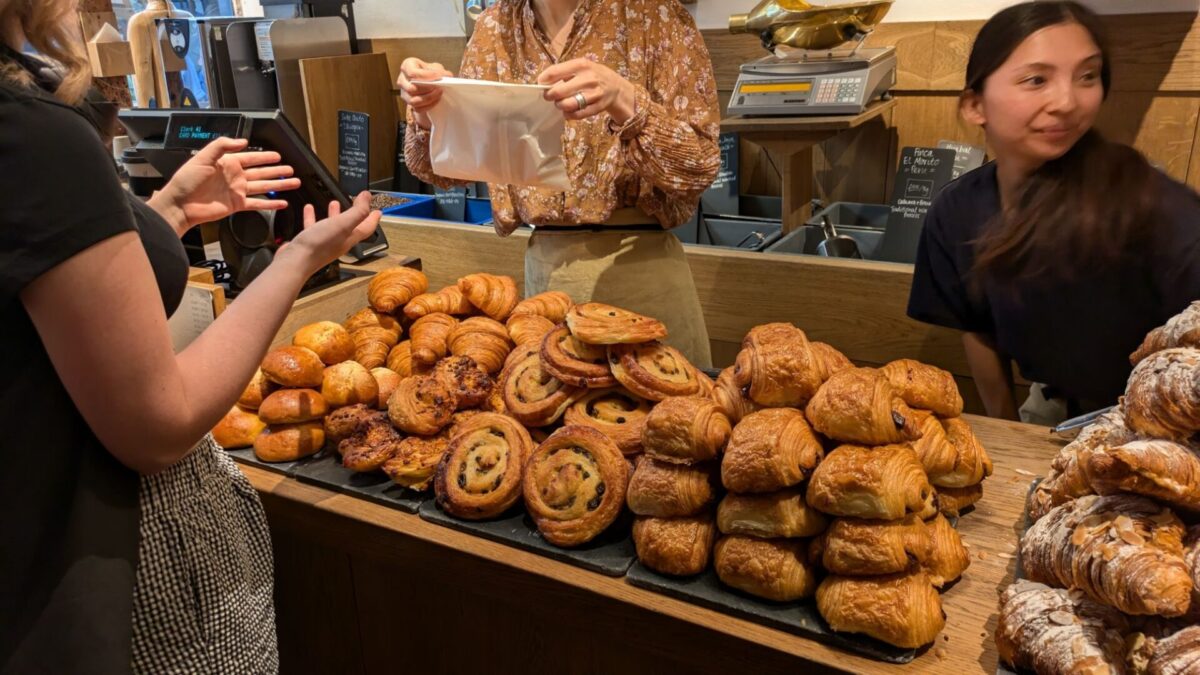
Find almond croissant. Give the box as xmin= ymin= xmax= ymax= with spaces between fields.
xmin=804 ymin=367 xmax=921 ymax=446
xmin=1124 ymin=348 xmax=1200 ymax=442
xmin=1030 ymin=409 xmax=1135 ymax=521
xmin=1084 ymin=439 xmax=1200 ymax=513
xmin=996 ymin=580 xmax=1130 ymax=675
xmin=368 ymin=266 xmax=428 ymax=314
xmin=510 ymin=290 xmax=573 ymax=323
xmin=1021 ymin=494 xmax=1193 ymax=617
xmin=457 ymin=273 xmax=519 ymax=321
xmin=1131 ymin=301 xmax=1200 ymax=365
xmin=403 ymin=285 xmax=475 ymax=320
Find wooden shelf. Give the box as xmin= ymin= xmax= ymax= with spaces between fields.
xmin=721 ymin=98 xmax=898 ymax=135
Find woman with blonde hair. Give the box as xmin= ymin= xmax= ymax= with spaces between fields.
xmin=0 ymin=1 xmax=381 ymax=672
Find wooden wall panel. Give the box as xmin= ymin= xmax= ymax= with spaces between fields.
xmin=812 ymin=109 xmax=896 ymax=206
xmin=1095 ymin=94 xmax=1200 ymax=182
xmin=928 ymin=21 xmax=982 ymax=92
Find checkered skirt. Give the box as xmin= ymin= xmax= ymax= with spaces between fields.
xmin=131 ymin=435 xmax=278 ymax=673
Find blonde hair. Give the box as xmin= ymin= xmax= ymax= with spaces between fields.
xmin=0 ymin=0 xmax=92 ymax=104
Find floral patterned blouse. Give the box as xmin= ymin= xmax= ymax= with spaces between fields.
xmin=403 ymin=0 xmax=721 ymax=236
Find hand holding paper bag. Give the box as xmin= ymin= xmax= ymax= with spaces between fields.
xmin=418 ymin=78 xmax=571 ymax=191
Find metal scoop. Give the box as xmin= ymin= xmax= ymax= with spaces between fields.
xmin=816 ymin=214 xmax=862 ymax=258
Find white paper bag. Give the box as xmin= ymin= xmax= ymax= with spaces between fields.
xmin=421 ymin=77 xmax=571 ymax=191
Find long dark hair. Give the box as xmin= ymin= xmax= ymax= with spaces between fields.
xmin=967 ymin=1 xmax=1160 ymax=284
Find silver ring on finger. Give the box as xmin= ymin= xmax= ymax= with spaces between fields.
xmin=574 ymin=92 xmax=587 ymax=111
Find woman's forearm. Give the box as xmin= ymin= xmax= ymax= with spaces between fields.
xmin=962 ymin=332 xmax=1018 ymax=420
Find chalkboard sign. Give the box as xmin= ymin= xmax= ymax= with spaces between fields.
xmin=434 ymin=186 xmax=468 ymax=221
xmin=392 ymin=121 xmax=423 ymax=193
xmin=338 ymin=110 xmax=370 ymax=195
xmin=876 ymin=147 xmax=956 ymax=264
xmin=701 ymin=132 xmax=740 ymax=217
xmin=937 ymin=140 xmax=986 ymax=180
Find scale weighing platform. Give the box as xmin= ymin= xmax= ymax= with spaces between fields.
xmin=728 ymin=46 xmax=896 ymax=117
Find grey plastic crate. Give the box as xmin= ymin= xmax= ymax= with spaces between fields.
xmin=766 ymin=225 xmax=884 ymax=260
xmin=806 ymin=202 xmax=891 ymax=230
xmin=672 ymin=210 xmax=701 ymax=244
xmin=698 ymin=216 xmax=782 ymax=251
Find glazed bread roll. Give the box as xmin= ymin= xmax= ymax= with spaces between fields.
xmin=721 ymin=408 xmax=824 ymax=493
xmin=816 ymin=572 xmax=945 ymax=649
xmin=563 ymin=388 xmax=652 ymax=455
xmin=713 ymin=535 xmax=817 ymax=602
xmin=540 ymin=325 xmax=617 ymax=388
xmin=370 ymin=367 xmax=401 ymax=409
xmin=633 ymin=515 xmax=716 ymax=577
xmin=258 ymin=388 xmax=328 ymax=425
xmin=923 ymin=513 xmax=970 ymax=588
xmin=879 ymin=358 xmax=964 ymax=418
xmin=501 ymin=344 xmax=582 ymax=427
xmin=253 ymin=421 xmax=325 ymax=462
xmin=996 ymin=580 xmax=1130 ymax=675
xmin=522 ymin=426 xmax=630 ymax=547
xmin=321 ymin=361 xmax=379 ymax=409
xmin=511 ymin=290 xmax=573 ymax=323
xmin=212 ymin=405 xmax=267 ymax=449
xmin=261 ymin=346 xmax=325 ymax=388
xmin=806 ymin=444 xmax=933 ymax=520
xmin=818 ymin=514 xmax=932 ymax=577
xmin=716 ymin=488 xmax=828 ymax=539
xmin=732 ymin=322 xmax=823 ymax=408
xmin=608 ymin=342 xmax=701 ymax=401
xmin=433 ymin=356 xmax=493 ymax=410
xmin=386 ymin=374 xmax=456 ymax=436
xmin=448 ymin=316 xmax=513 ymax=375
xmin=237 ymin=368 xmax=275 ymax=410
xmin=804 ymin=367 xmax=920 ymax=446
xmin=403 ymin=285 xmax=475 ymax=320
xmin=565 ymin=302 xmax=667 ymax=345
xmin=368 ymin=266 xmax=428 ymax=314
xmin=457 ymin=273 xmax=519 ymax=321
xmin=434 ymin=413 xmax=533 ymax=520
xmin=641 ymin=396 xmax=732 ymax=465
xmin=293 ymin=321 xmax=355 ymax=366
xmin=626 ymin=458 xmax=718 ymax=517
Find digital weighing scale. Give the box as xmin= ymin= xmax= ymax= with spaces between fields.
xmin=728 ymin=45 xmax=896 ymax=117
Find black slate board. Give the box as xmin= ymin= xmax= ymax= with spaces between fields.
xmin=624 ymin=563 xmax=919 ymax=664
xmin=418 ymin=500 xmax=636 ymax=577
xmin=224 ymin=446 xmax=317 ymax=477
xmin=290 ymin=450 xmax=426 ymax=513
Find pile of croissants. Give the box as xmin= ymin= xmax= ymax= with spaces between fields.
xmin=997 ymin=301 xmax=1200 ymax=675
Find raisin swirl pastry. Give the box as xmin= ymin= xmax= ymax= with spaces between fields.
xmin=540 ymin=325 xmax=617 ymax=389
xmin=563 ymin=388 xmax=652 ymax=455
xmin=434 ymin=413 xmax=533 ymax=520
xmin=608 ymin=341 xmax=701 ymax=401
xmin=522 ymin=425 xmax=630 ymax=547
xmin=502 ymin=344 xmax=582 ymax=427
xmin=386 ymin=374 xmax=457 ymax=436
xmin=565 ymin=302 xmax=667 ymax=345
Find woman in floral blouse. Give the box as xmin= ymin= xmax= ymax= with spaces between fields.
xmin=399 ymin=0 xmax=721 ymax=367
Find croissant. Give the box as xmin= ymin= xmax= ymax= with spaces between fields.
xmin=713 ymin=535 xmax=817 ymax=602
xmin=457 ymin=273 xmax=519 ymax=321
xmin=1022 ymin=494 xmax=1193 ymax=617
xmin=1124 ymin=348 xmax=1200 ymax=442
xmin=721 ymin=408 xmax=824 ymax=493
xmin=608 ymin=342 xmax=701 ymax=401
xmin=695 ymin=370 xmax=716 ymax=399
xmin=565 ymin=302 xmax=667 ymax=345
xmin=340 ymin=415 xmax=405 ymax=473
xmin=293 ymin=321 xmax=356 ymax=366
xmin=386 ymin=374 xmax=457 ymax=436
xmin=923 ymin=513 xmax=970 ymax=587
xmin=385 ymin=341 xmax=416 ymax=378
xmin=501 ymin=344 xmax=582 ymax=427
xmin=522 ymin=425 xmax=630 ymax=547
xmin=1136 ymin=625 xmax=1200 ymax=675
xmin=626 ymin=457 xmax=718 ymax=517
xmin=816 ymin=571 xmax=945 ymax=649
xmin=368 ymin=266 xmax=428 ymax=314
xmin=804 ymin=367 xmax=920 ymax=446
xmin=343 ymin=306 xmax=402 ymax=339
xmin=563 ymin=388 xmax=652 ymax=455
xmin=320 ymin=360 xmax=379 ymax=408
xmin=712 ymin=366 xmax=761 ymax=424
xmin=432 ymin=356 xmax=493 ymax=410
xmin=806 ymin=444 xmax=933 ymax=520
xmin=632 ymin=516 xmax=716 ymax=577
xmin=1132 ymin=301 xmax=1200 ymax=364
xmin=1187 ymin=526 xmax=1200 ymax=622
xmin=879 ymin=359 xmax=964 ymax=418
xmin=448 ymin=316 xmax=513 ymax=375
xmin=935 ymin=483 xmax=984 ymax=519
xmin=641 ymin=396 xmax=732 ymax=465
xmin=811 ymin=341 xmax=853 ymax=382
xmin=352 ymin=327 xmax=400 ymax=370
xmin=1084 ymin=439 xmax=1200 ymax=513
xmin=381 ymin=432 xmax=451 ymax=491
xmin=434 ymin=412 xmax=532 ymax=520
xmin=506 ymin=313 xmax=556 ymax=346
xmin=817 ymin=514 xmax=931 ymax=577
xmin=1031 ymin=410 xmax=1134 ymax=520
xmin=511 ymin=290 xmax=573 ymax=323
xmin=716 ymin=488 xmax=829 ymax=539
xmin=402 ymin=285 xmax=475 ymax=320
xmin=540 ymin=325 xmax=618 ymax=389
xmin=732 ymin=323 xmax=823 ymax=408
xmin=996 ymin=580 xmax=1130 ymax=675
xmin=409 ymin=313 xmax=458 ymax=367
xmin=938 ymin=417 xmax=993 ymax=488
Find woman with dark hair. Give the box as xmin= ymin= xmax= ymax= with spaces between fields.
xmin=907 ymin=0 xmax=1200 ymax=425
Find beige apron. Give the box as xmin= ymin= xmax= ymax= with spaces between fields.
xmin=525 ymin=227 xmax=713 ymax=369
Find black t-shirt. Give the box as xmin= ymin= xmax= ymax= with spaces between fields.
xmin=908 ymin=161 xmax=1200 ymax=409
xmin=0 ymin=70 xmax=187 ymax=671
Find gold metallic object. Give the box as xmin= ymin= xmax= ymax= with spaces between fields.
xmin=729 ymin=0 xmax=894 ymax=52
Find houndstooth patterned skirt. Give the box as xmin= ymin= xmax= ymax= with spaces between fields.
xmin=131 ymin=435 xmax=278 ymax=674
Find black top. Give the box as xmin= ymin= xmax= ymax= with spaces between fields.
xmin=908 ymin=161 xmax=1200 ymax=409
xmin=0 ymin=61 xmax=187 ymax=672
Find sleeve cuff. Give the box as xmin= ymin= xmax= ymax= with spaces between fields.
xmin=607 ymin=85 xmax=651 ymax=141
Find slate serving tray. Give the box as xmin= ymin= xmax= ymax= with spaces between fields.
xmin=624 ymin=563 xmax=920 ymax=664
xmin=418 ymin=500 xmax=637 ymax=577
xmin=224 ymin=446 xmax=317 ymax=477
xmin=289 ymin=449 xmax=426 ymax=513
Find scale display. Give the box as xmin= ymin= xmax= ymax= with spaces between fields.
xmin=163 ymin=112 xmax=245 ymax=150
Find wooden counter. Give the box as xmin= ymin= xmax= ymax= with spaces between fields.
xmin=243 ymin=415 xmax=1060 ymax=675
